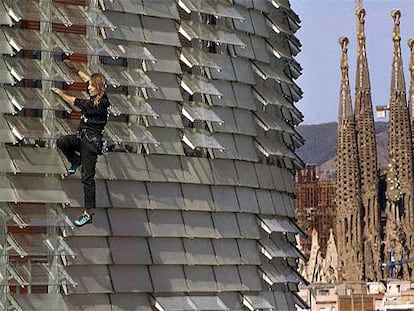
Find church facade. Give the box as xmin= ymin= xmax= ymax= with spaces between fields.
xmin=336 ymin=8 xmax=414 ymax=282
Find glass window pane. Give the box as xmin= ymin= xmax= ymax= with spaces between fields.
xmin=182 ymin=101 xmax=223 ymax=123
xmin=6 ymin=116 xmax=59 ymax=140
xmin=183 ymin=129 xmax=224 ymax=150
xmin=182 ymin=74 xmax=222 ymax=96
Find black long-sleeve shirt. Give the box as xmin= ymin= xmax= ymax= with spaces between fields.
xmin=74 ymin=94 xmax=111 ymax=136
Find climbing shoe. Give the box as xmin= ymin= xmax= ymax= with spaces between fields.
xmin=73 ymin=213 xmax=93 ymax=227
xmin=67 ymin=160 xmax=81 ymax=175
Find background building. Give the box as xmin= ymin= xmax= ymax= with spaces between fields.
xmin=294 ymin=164 xmax=335 ymax=258
xmin=0 ymin=0 xmax=306 ymax=309
xmin=296 ymin=5 xmax=414 ymax=286
xmin=336 ymin=7 xmax=414 ymax=282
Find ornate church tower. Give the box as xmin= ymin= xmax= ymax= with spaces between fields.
xmin=353 ymin=8 xmax=381 ymax=281
xmin=408 ymin=39 xmax=414 ymax=145
xmin=385 ymin=10 xmax=414 ymax=279
xmin=336 ymin=37 xmax=364 ymax=281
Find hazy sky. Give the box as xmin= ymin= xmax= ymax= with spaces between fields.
xmin=291 ymin=0 xmax=414 ymax=124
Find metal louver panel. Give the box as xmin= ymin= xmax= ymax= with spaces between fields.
xmin=181 ymin=74 xmax=222 ymax=97
xmin=7 ymin=146 xmax=66 ymax=174
xmin=0 ymin=176 xmax=17 ymax=202
xmin=145 ymin=45 xmax=181 ymax=74
xmin=64 ymin=295 xmax=111 ymax=311
xmin=180 ymin=47 xmax=222 ymax=70
xmin=250 ymin=9 xmax=270 ymax=37
xmin=183 ymin=211 xmax=217 ymax=238
xmin=0 ymin=28 xmax=14 ymax=54
xmin=6 ymin=116 xmax=62 ymax=141
xmin=147 ymin=182 xmax=185 ymax=210
xmin=103 ymin=11 xmax=145 ymax=42
xmin=7 ymin=87 xmax=70 ymax=112
xmin=238 ymin=239 xmax=261 ymax=264
xmin=153 ymin=296 xmax=196 ymax=311
xmin=106 ymin=122 xmax=159 ymax=145
xmin=179 ymin=20 xmax=246 ymax=47
xmin=146 ymin=154 xmax=185 ymax=183
xmin=7 ymin=203 xmax=72 ymax=227
xmin=110 ymin=265 xmax=153 ymax=292
xmin=0 ymin=146 xmax=16 ymax=173
xmin=102 ymin=0 xmax=144 ymax=14
xmin=88 ymin=63 xmax=156 ymax=88
xmin=150 ymin=265 xmax=188 ymax=292
xmin=12 ymin=294 xmax=69 ymax=311
xmin=11 ymin=176 xmax=69 ymax=204
xmin=260 ymin=262 xmax=307 ymax=285
xmin=184 ymin=238 xmax=217 ymax=264
xmin=252 ymin=61 xmax=293 ymax=84
xmin=255 ymin=135 xmax=297 ymax=160
xmin=259 ymin=234 xmax=305 ymax=260
xmin=184 ymin=265 xmax=218 ymax=292
xmin=148 ymin=210 xmax=186 ymax=237
xmin=146 ymin=72 xmax=183 ymax=101
xmin=266 ymin=11 xmax=294 ymax=35
xmin=183 ymin=129 xmax=224 ymax=151
xmin=110 ymin=293 xmax=152 ymax=311
xmin=0 ymin=57 xmax=20 ymax=84
xmin=214 ymin=265 xmax=243 ymax=291
xmin=0 ymin=115 xmax=17 ymax=143
xmin=213 ymin=133 xmax=238 ymax=159
xmin=178 ymin=0 xmax=244 ymax=20
xmin=63 ymin=179 xmax=111 ymax=208
xmin=141 ymin=16 xmax=180 ymax=46
xmin=106 ymin=152 xmax=149 ymax=180
xmin=253 ymin=85 xmax=295 ymax=110
xmin=148 ymin=127 xmax=184 ymax=155
xmin=3 ymin=28 xmax=69 ymax=55
xmin=3 ymin=58 xmax=79 ymax=84
xmin=190 ymin=296 xmax=229 ymax=310
xmin=182 ymin=101 xmax=223 ymax=123
xmin=0 ymin=1 xmax=12 ymax=26
xmin=104 ymin=0 xmax=179 ymax=20
xmin=107 ymin=93 xmax=159 ymax=117
xmin=65 ymin=236 xmax=111 ymax=264
xmin=108 ymin=209 xmax=151 ymax=236
xmin=148 ymin=237 xmax=187 ymax=264
xmin=259 ymin=215 xmax=304 ymax=235
xmin=213 ymin=239 xmax=241 ymax=265
xmin=0 ymin=88 xmax=15 ymax=114
xmin=66 ymin=265 xmax=112 ymax=294
xmin=236 ymin=187 xmax=260 ymax=213
xmin=182 ymin=184 xmax=214 ymax=211
xmin=242 ymin=294 xmax=274 ymax=310
xmin=254 ymin=109 xmax=295 ymax=134
xmin=142 ymin=0 xmax=180 ymax=19
xmin=57 ymin=33 xmax=156 ymax=60
xmin=5 ymin=1 xmax=116 ymax=28
xmin=107 ymin=180 xmax=150 ymax=208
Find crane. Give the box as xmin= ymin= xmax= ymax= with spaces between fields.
xmin=381 ymin=247 xmax=414 ymax=278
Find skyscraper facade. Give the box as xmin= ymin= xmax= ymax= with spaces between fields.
xmin=0 ymin=0 xmax=306 ymax=309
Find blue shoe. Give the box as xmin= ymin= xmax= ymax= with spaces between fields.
xmin=67 ymin=160 xmax=81 ymax=175
xmin=73 ymin=213 xmax=92 ymax=227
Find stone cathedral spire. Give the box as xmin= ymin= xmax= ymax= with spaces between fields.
xmin=408 ymin=39 xmax=414 ymax=144
xmin=354 ymin=8 xmax=380 ymax=281
xmin=385 ymin=9 xmax=414 ymax=279
xmin=336 ymin=37 xmax=364 ymax=281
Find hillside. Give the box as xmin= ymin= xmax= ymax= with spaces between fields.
xmin=296 ymin=122 xmax=389 ymax=174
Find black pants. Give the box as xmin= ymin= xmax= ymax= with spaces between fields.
xmin=57 ymin=134 xmax=99 ymax=210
